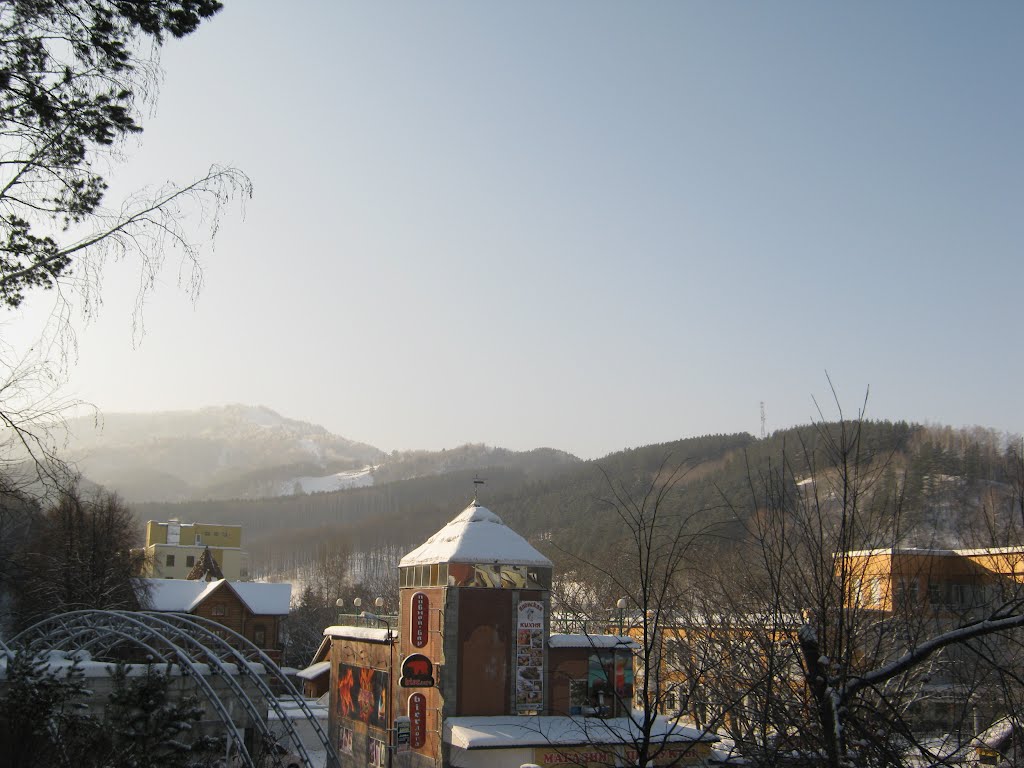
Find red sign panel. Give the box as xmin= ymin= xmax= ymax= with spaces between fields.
xmin=411 ymin=592 xmax=429 ymax=648
xmin=408 ymin=692 xmax=426 ymax=749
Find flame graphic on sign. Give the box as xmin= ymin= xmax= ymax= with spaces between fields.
xmin=337 ymin=668 xmax=355 ymax=717
xmin=358 ymin=668 xmax=376 ymax=722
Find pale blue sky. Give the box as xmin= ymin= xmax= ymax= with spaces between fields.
xmin=7 ymin=2 xmax=1023 ymax=458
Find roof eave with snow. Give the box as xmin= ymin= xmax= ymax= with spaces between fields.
xmin=324 ymin=626 xmax=396 ymax=643
xmin=444 ymin=715 xmax=717 ymax=750
xmin=548 ymin=634 xmax=641 ymax=650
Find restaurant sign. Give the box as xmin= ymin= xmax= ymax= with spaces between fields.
xmin=410 ymin=591 xmax=429 ymax=648
xmin=400 ymin=653 xmax=434 ymax=688
xmin=408 ymin=693 xmax=427 ymax=749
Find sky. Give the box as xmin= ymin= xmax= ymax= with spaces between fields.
xmin=4 ymin=2 xmax=1023 ymax=460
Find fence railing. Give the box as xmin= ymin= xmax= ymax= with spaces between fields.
xmin=333 ymin=612 xmax=399 ymax=628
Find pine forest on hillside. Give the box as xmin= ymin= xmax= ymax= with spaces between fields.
xmin=132 ymin=420 xmax=1024 ymax=586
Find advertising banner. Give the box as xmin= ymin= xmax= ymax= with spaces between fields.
xmin=516 ymin=599 xmax=544 ymax=711
xmin=335 ymin=663 xmax=388 ymax=728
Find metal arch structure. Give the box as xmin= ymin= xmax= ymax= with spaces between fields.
xmin=144 ymin=612 xmax=336 ymax=766
xmin=13 ymin=612 xmax=248 ymax=761
xmin=7 ymin=610 xmax=338 ymax=768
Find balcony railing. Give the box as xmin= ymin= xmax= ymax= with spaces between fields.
xmin=333 ymin=612 xmax=399 ymax=628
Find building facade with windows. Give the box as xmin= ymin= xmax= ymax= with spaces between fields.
xmin=140 ymin=578 xmax=291 ymax=663
xmin=840 ymin=546 xmax=1024 ymax=731
xmin=841 ymin=546 xmax=1024 ymax=615
xmin=137 ymin=519 xmax=246 ymax=579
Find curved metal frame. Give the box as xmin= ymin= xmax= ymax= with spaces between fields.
xmin=8 ymin=610 xmax=338 ymax=768
xmin=145 ymin=612 xmax=335 ymax=767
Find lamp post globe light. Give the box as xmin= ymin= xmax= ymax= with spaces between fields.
xmin=616 ymin=597 xmax=628 ymax=635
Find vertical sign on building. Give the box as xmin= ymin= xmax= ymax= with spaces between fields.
xmin=515 ymin=600 xmax=544 ymax=711
xmin=411 ymin=592 xmax=429 ymax=648
xmin=408 ymin=692 xmax=427 ymax=749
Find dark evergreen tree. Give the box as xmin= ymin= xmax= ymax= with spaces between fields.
xmin=95 ymin=663 xmax=221 ymax=768
xmin=0 ymin=0 xmax=247 ymax=310
xmin=0 ymin=651 xmax=95 ymax=768
xmin=283 ymin=583 xmax=336 ymax=668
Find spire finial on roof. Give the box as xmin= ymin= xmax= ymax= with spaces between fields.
xmin=472 ymin=474 xmax=485 ymax=504
xmin=186 ymin=546 xmax=225 ymax=581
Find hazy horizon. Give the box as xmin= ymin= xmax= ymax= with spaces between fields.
xmin=5 ymin=2 xmax=1022 ymax=461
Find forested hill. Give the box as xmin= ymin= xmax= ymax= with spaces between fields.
xmin=62 ymin=406 xmax=582 ymax=503
xmin=133 ymin=421 xmax=1023 ymax=578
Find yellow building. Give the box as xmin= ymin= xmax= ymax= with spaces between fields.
xmin=842 ymin=546 xmax=1024 ymax=615
xmin=637 ymin=546 xmax=1024 ymax=735
xmin=138 ymin=519 xmax=246 ymax=579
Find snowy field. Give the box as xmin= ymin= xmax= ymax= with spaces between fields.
xmin=275 ymin=466 xmax=375 ymax=496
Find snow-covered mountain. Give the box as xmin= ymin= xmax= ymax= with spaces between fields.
xmin=60 ymin=405 xmax=385 ymax=502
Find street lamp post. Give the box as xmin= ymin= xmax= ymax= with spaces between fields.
xmin=616 ymin=597 xmax=628 ymax=635
xmin=361 ymin=602 xmax=394 ymax=768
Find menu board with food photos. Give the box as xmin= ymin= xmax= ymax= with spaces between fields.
xmin=515 ymin=600 xmax=544 ymax=711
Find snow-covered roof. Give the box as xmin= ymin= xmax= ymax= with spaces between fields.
xmin=140 ymin=579 xmax=291 ymax=615
xmin=323 ymin=626 xmax=396 ymax=643
xmin=296 ymin=660 xmax=331 ymax=680
xmin=548 ymin=634 xmax=641 ymax=650
xmin=399 ymin=502 xmax=552 ymax=567
xmin=232 ymin=581 xmax=292 ymax=614
xmin=0 ymin=651 xmax=263 ymax=679
xmin=141 ymin=578 xmax=221 ymax=611
xmin=444 ymin=715 xmax=717 ymax=749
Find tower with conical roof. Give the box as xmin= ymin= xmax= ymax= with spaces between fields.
xmin=396 ymin=500 xmax=552 ymax=762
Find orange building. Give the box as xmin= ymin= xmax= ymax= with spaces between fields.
xmin=841 ymin=546 xmax=1024 ymax=615
xmin=632 ymin=546 xmax=1024 ymax=738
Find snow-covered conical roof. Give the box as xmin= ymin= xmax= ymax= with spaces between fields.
xmin=399 ymin=501 xmax=552 ymax=568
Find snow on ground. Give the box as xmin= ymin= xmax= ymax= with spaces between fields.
xmin=270 ymin=696 xmax=330 ymax=767
xmin=275 ymin=466 xmax=375 ymax=496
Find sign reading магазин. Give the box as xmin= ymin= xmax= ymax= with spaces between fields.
xmin=516 ymin=600 xmax=544 ymax=711
xmin=534 ymin=745 xmax=711 ymax=766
